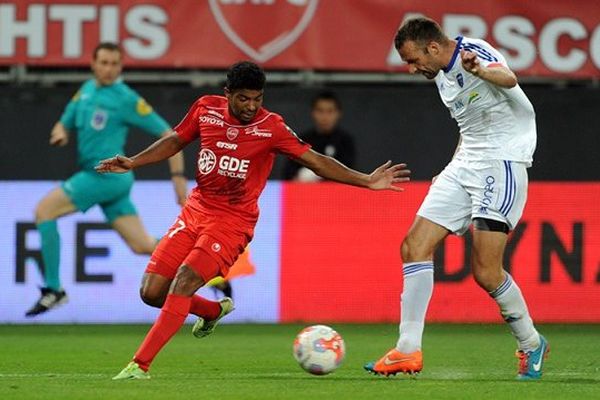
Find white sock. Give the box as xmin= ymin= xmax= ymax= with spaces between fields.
xmin=396 ymin=261 xmax=434 ymax=353
xmin=490 ymin=273 xmax=540 ymax=352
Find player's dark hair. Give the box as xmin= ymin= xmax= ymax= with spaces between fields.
xmin=395 ymin=17 xmax=448 ymax=50
xmin=311 ymin=90 xmax=342 ymax=110
xmin=225 ymin=61 xmax=266 ymax=92
xmin=93 ymin=42 xmax=122 ymax=59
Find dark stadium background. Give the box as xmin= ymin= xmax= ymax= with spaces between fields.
xmin=2 ymin=83 xmax=599 ymax=182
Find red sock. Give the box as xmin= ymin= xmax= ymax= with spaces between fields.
xmin=133 ymin=294 xmax=191 ymax=371
xmin=189 ymin=295 xmax=221 ymax=320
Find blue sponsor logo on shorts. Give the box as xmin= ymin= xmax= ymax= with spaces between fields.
xmin=479 ymin=175 xmax=495 ymax=214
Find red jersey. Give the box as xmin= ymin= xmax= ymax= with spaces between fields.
xmin=174 ymin=95 xmax=310 ymax=226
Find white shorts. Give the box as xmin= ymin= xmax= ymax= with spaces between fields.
xmin=417 ymin=158 xmax=528 ymax=235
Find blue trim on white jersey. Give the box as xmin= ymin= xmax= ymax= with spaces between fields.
xmin=460 ymin=42 xmax=499 ymax=63
xmin=443 ymin=36 xmax=463 ymax=73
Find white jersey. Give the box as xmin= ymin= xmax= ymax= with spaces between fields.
xmin=435 ymin=36 xmax=537 ymax=166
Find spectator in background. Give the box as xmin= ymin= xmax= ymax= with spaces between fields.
xmin=283 ymin=91 xmax=356 ymax=181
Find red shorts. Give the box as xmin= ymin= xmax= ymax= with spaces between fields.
xmin=146 ymin=205 xmax=253 ymax=283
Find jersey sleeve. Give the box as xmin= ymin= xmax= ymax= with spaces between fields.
xmin=122 ymin=93 xmax=170 ymax=137
xmin=464 ymin=39 xmax=508 ymax=68
xmin=272 ymin=116 xmax=311 ymax=158
xmin=59 ymin=89 xmax=81 ymax=130
xmin=173 ymin=99 xmax=202 ymax=143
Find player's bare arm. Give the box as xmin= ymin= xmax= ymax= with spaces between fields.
xmin=49 ymin=122 xmax=69 ymax=146
xmin=161 ymin=129 xmax=188 ymax=206
xmin=460 ymin=50 xmax=517 ymax=88
xmin=96 ymin=132 xmax=186 ymax=174
xmin=295 ymin=149 xmax=410 ymax=191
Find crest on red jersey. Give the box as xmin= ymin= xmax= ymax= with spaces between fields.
xmin=227 ymin=127 xmax=239 ymax=140
xmin=208 ymin=0 xmax=319 ymax=62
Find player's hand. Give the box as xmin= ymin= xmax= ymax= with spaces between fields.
xmin=461 ymin=49 xmax=481 ymax=76
xmin=49 ymin=123 xmax=69 ymax=146
xmin=95 ymin=155 xmax=134 ymax=174
xmin=171 ymin=175 xmax=188 ymax=207
xmin=367 ymin=160 xmax=410 ymax=192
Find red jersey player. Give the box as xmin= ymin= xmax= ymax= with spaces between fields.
xmin=97 ymin=61 xmax=410 ymax=380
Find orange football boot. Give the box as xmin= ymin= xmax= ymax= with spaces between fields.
xmin=364 ymin=348 xmax=423 ymax=376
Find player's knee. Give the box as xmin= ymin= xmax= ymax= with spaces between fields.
xmin=472 ymin=268 xmax=503 ymax=292
xmin=171 ymin=265 xmax=205 ymax=295
xmin=129 ymin=240 xmax=155 ymax=255
xmin=401 ymin=235 xmax=432 ymax=262
xmin=34 ymin=204 xmax=51 ymax=223
xmin=130 ymin=245 xmax=149 ymax=255
xmin=139 ymin=286 xmax=165 ymax=308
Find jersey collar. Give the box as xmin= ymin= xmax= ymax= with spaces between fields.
xmin=94 ymin=76 xmax=123 ymax=88
xmin=442 ymin=36 xmax=463 ymax=73
xmin=224 ymin=105 xmax=267 ymax=126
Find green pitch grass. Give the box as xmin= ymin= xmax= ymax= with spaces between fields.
xmin=0 ymin=324 xmax=598 ymax=400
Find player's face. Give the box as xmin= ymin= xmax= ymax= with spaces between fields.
xmin=91 ymin=49 xmax=122 ymax=86
xmin=312 ymin=99 xmax=341 ymax=134
xmin=226 ymin=89 xmax=264 ymax=124
xmin=398 ymin=40 xmax=442 ymax=80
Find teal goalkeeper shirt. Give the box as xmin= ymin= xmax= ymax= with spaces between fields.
xmin=59 ymin=78 xmax=170 ymax=170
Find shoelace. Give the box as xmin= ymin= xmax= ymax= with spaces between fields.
xmin=516 ymin=351 xmax=528 ymax=374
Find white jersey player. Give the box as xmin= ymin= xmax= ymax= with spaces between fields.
xmin=437 ymin=36 xmax=537 ymax=165
xmin=365 ymin=17 xmax=548 ymax=380
xmin=424 ymin=35 xmax=538 ymax=234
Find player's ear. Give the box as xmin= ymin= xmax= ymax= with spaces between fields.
xmin=224 ymin=87 xmax=231 ymax=99
xmin=427 ymin=41 xmax=440 ymax=56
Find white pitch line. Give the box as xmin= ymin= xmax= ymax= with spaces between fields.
xmin=0 ymin=373 xmax=106 ymax=378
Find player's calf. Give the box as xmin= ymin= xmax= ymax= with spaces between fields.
xmin=139 ymin=288 xmax=167 ymax=308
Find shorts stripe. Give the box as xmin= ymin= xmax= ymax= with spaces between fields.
xmin=498 ymin=161 xmax=510 ymax=214
xmin=504 ymin=162 xmax=518 ymax=216
xmin=499 ymin=161 xmax=515 ymax=216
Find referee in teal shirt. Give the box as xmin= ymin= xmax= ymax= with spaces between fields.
xmin=26 ymin=43 xmax=187 ymax=317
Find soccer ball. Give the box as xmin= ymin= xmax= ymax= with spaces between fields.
xmin=293 ymin=325 xmax=345 ymax=375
